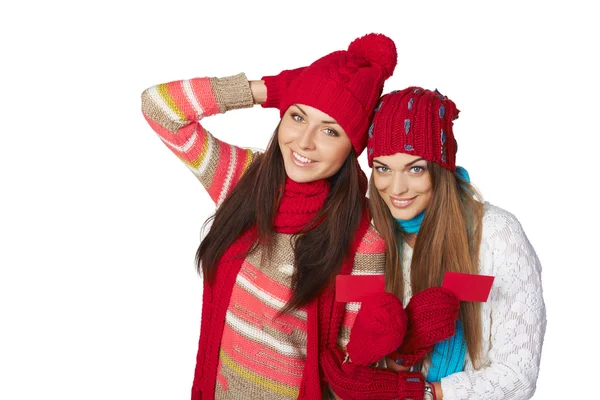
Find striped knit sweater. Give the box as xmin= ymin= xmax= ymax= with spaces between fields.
xmin=141 ymin=73 xmax=387 ymax=399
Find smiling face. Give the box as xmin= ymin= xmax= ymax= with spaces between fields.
xmin=372 ymin=153 xmax=433 ymax=220
xmin=278 ymin=104 xmax=352 ymax=183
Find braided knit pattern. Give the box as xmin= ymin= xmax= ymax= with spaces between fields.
xmin=280 ymin=33 xmax=397 ymax=154
xmin=142 ymin=72 xmax=390 ymax=399
xmin=393 ymin=287 xmax=460 ymax=367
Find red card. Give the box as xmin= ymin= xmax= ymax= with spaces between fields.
xmin=335 ymin=275 xmax=385 ymax=302
xmin=441 ymin=271 xmax=494 ymax=302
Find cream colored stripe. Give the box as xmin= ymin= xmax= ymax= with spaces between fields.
xmin=148 ymin=86 xmax=182 ymax=123
xmin=195 ymin=130 xmax=215 ymax=176
xmin=345 ymin=302 xmax=360 ymax=312
xmin=158 ymin=128 xmax=198 ymax=152
xmin=349 ymin=270 xmax=386 ymax=276
xmin=225 ymin=311 xmax=307 ymax=357
xmin=236 ymin=273 xmax=306 ymax=320
xmin=182 ymin=80 xmax=204 ymax=118
xmin=219 ymin=350 xmax=299 ymax=397
xmin=217 ymin=145 xmax=237 ymax=207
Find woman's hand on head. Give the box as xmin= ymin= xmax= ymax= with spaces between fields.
xmin=249 ymin=80 xmax=267 ymax=104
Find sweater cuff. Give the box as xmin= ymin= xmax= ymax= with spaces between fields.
xmin=211 ymin=73 xmax=254 ymax=112
xmin=398 ymin=372 xmax=425 ymax=399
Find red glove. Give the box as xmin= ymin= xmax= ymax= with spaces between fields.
xmin=260 ymin=67 xmax=306 ymax=110
xmin=322 ymin=347 xmax=425 ymax=400
xmin=346 ymin=292 xmax=407 ymax=366
xmin=391 ymin=287 xmax=460 ymax=367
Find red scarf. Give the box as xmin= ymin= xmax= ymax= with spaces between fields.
xmin=193 ymin=177 xmax=367 ymax=399
xmin=274 ymin=178 xmax=330 ymax=233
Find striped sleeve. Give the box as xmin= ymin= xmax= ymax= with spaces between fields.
xmin=337 ymin=225 xmax=387 ymax=349
xmin=141 ymin=73 xmax=258 ymax=206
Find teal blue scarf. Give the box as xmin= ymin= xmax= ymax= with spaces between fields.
xmin=396 ymin=210 xmax=424 ymax=233
xmin=396 ymin=166 xmax=470 ymax=381
xmin=427 ymin=320 xmax=467 ymax=381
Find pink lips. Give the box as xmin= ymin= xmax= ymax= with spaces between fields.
xmin=389 ymin=196 xmax=417 ymax=209
xmin=291 ymin=149 xmax=316 ymax=167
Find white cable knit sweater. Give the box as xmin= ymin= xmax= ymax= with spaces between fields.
xmin=401 ymin=202 xmax=546 ymax=400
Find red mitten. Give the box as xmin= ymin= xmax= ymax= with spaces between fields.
xmin=346 ymin=292 xmax=407 ymax=366
xmin=322 ymin=347 xmax=425 ymax=400
xmin=391 ymin=287 xmax=460 ymax=367
xmin=260 ymin=67 xmax=307 ymax=110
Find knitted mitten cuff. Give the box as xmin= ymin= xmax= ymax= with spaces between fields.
xmin=322 ymin=348 xmax=425 ymax=400
xmin=398 ymin=371 xmax=426 ymax=400
xmin=261 ymin=67 xmax=306 ymax=109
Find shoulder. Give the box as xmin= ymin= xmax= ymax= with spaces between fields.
xmin=355 ymin=224 xmax=386 ymax=255
xmin=481 ymin=202 xmax=526 ymax=240
xmin=479 ymin=202 xmax=541 ymax=276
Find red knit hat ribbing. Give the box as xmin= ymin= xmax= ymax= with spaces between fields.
xmin=367 ymin=87 xmax=460 ymax=171
xmin=279 ymin=33 xmax=397 ymax=155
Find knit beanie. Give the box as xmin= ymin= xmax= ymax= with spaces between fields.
xmin=279 ymin=33 xmax=397 ymax=155
xmin=346 ymin=292 xmax=407 ymax=366
xmin=367 ymin=87 xmax=460 ymax=171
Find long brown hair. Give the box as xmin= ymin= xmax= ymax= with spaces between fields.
xmin=369 ymin=162 xmax=484 ymax=366
xmin=197 ymin=127 xmax=366 ymax=312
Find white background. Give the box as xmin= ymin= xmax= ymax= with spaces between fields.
xmin=1 ymin=0 xmax=598 ymax=398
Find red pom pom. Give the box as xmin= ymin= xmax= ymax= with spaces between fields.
xmin=348 ymin=33 xmax=397 ymax=78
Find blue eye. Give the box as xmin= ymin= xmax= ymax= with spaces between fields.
xmin=324 ymin=128 xmax=339 ymax=137
xmin=292 ymin=114 xmax=304 ymax=122
xmin=375 ymin=166 xmax=390 ymax=173
xmin=410 ymin=166 xmax=425 ymax=173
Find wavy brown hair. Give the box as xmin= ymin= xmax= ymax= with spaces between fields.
xmin=369 ymin=162 xmax=484 ymax=366
xmin=197 ymin=127 xmax=367 ymax=312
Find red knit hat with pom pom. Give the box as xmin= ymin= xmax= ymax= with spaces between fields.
xmin=280 ymin=33 xmax=397 ymax=155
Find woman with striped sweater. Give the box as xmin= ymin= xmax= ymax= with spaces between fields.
xmin=141 ymin=34 xmax=443 ymax=399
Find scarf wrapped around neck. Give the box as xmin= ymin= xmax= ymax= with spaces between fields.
xmin=193 ymin=176 xmax=371 ymax=399
xmin=274 ymin=177 xmax=330 ymax=234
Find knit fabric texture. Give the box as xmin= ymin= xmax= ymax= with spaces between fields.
xmin=274 ymin=178 xmax=329 ymax=234
xmin=396 ymin=210 xmax=425 ymax=233
xmin=427 ymin=320 xmax=467 ymax=382
xmin=392 ymin=287 xmax=460 ymax=367
xmin=141 ymin=73 xmax=390 ymax=399
xmin=261 ymin=66 xmax=307 ymax=110
xmin=322 ymin=348 xmax=425 ymax=400
xmin=279 ymin=33 xmax=398 ymax=155
xmin=367 ymin=87 xmax=460 ymax=171
xmin=346 ymin=292 xmax=407 ymax=366
xmin=397 ymin=204 xmax=546 ymax=399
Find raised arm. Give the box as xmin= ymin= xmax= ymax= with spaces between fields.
xmin=440 ymin=209 xmax=547 ymax=400
xmin=141 ymin=73 xmax=260 ymax=206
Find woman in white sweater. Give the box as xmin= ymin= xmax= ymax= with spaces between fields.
xmin=356 ymin=86 xmax=546 ymax=399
